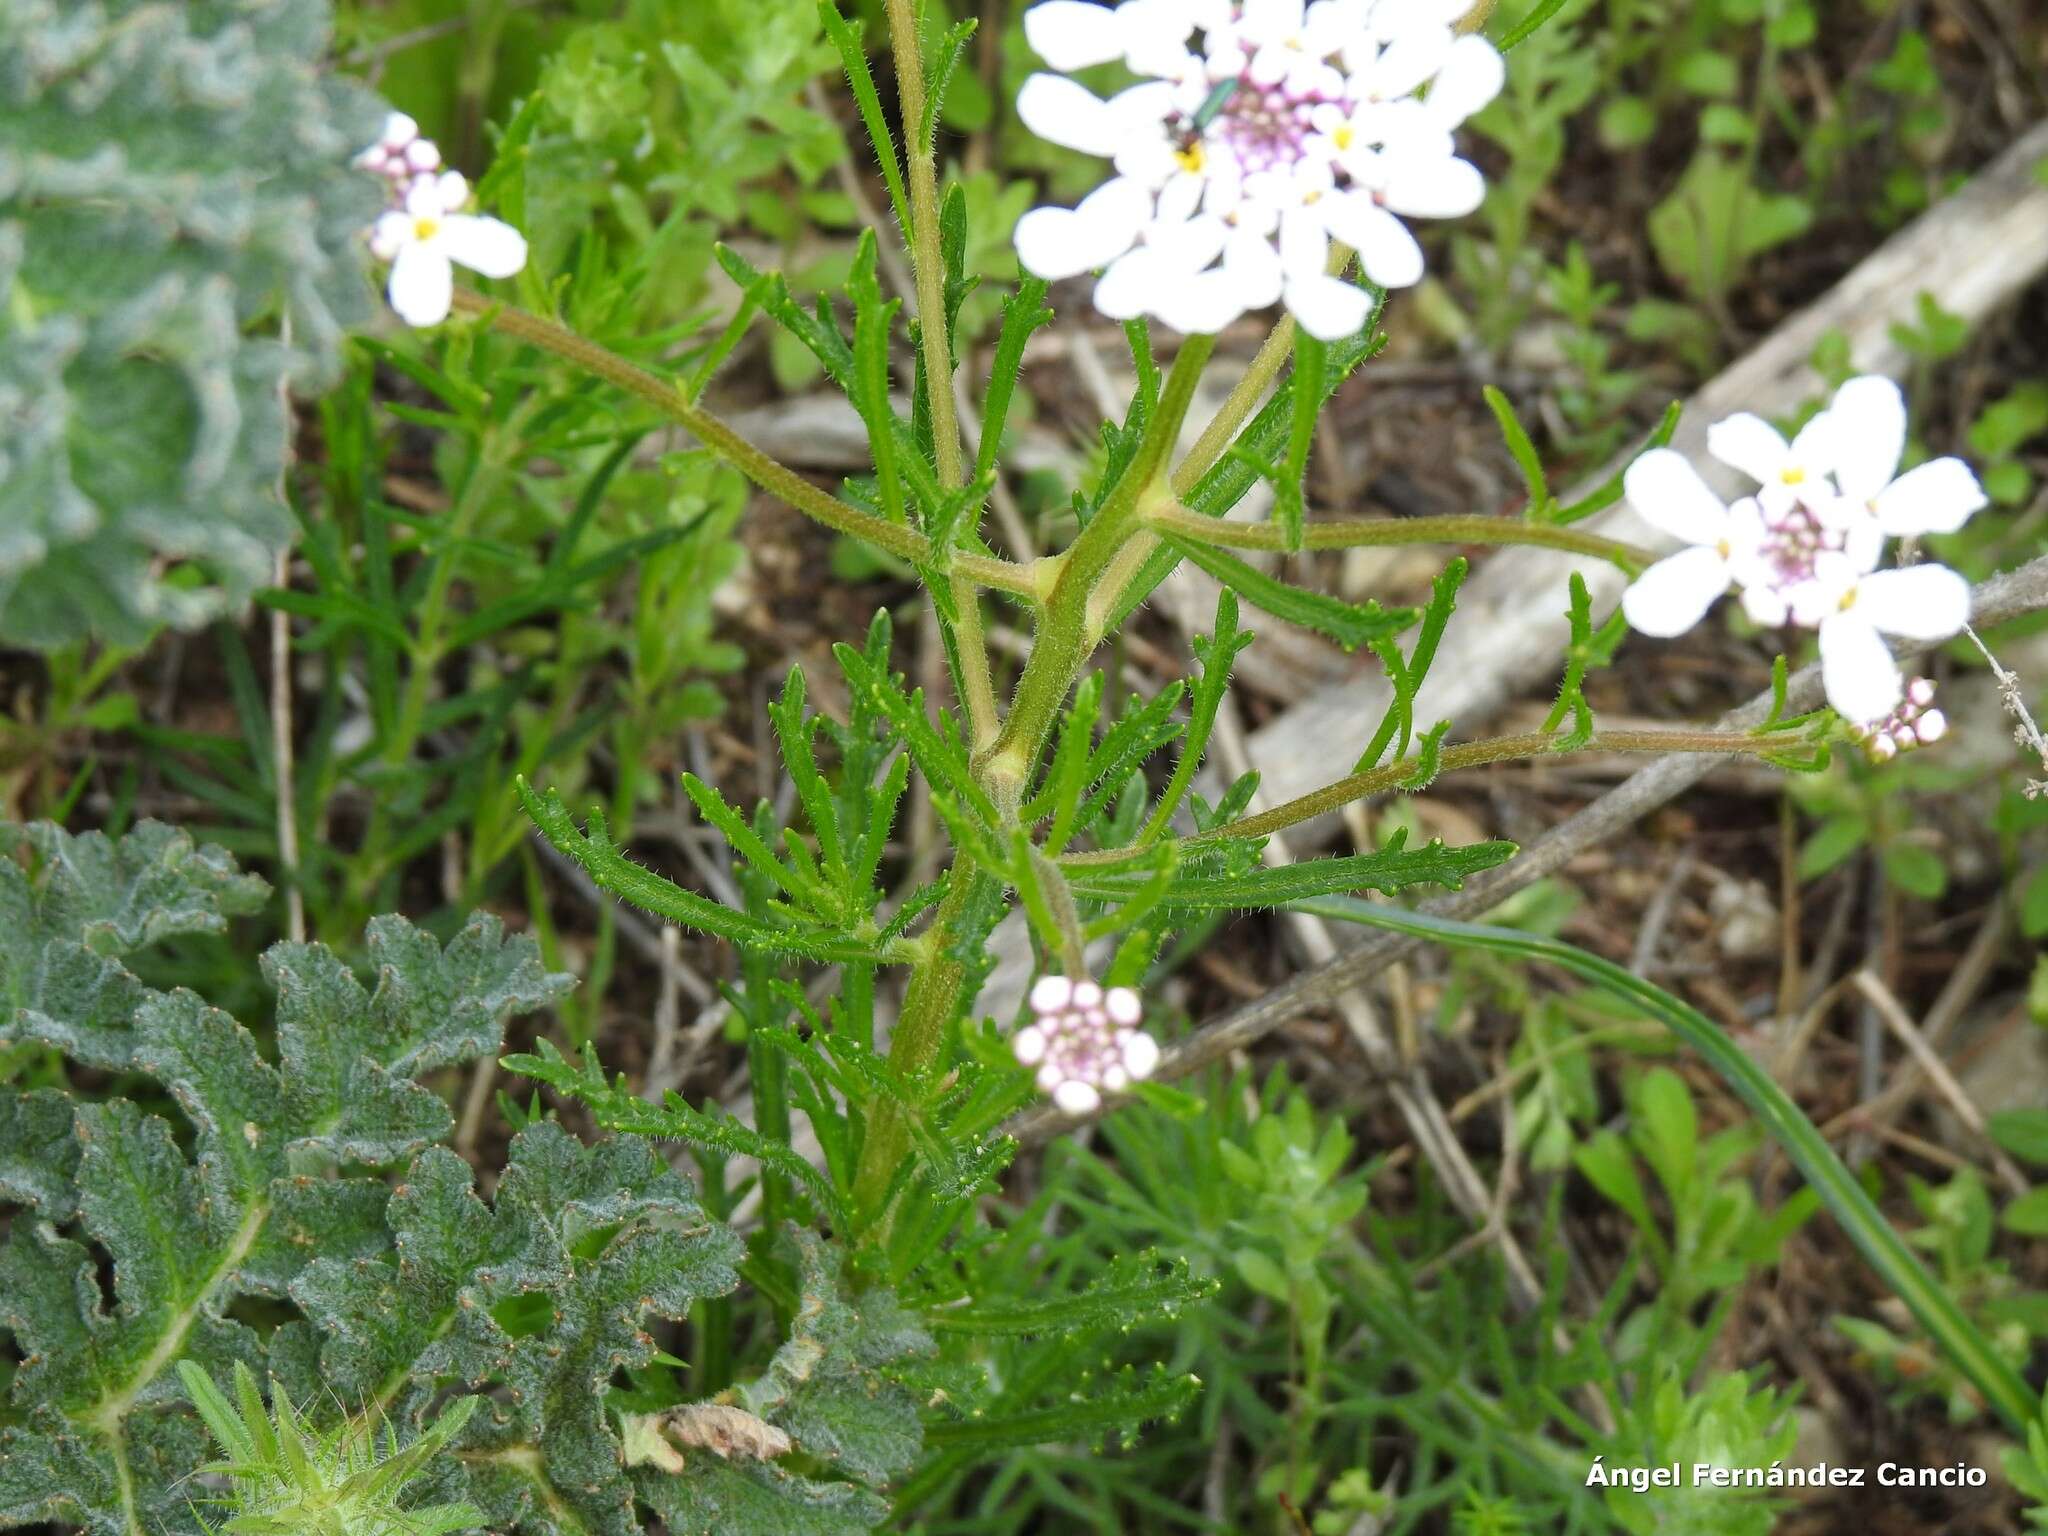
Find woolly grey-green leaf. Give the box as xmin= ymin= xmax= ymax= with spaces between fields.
xmin=0 ymin=0 xmax=388 ymax=647
xmin=0 ymin=820 xmax=269 ymax=1068
xmin=0 ymin=908 xmax=571 ymax=1536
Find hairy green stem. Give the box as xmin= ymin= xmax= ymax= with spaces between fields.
xmin=1063 ymin=727 xmax=1795 ymax=866
xmin=446 ymin=290 xmax=1038 ymax=600
xmin=1143 ymin=503 xmax=1653 ymax=573
xmin=883 ymin=0 xmax=1003 ymax=751
xmin=983 ymin=335 xmax=1218 ymax=790
xmin=1171 ymin=315 xmax=1296 ymax=497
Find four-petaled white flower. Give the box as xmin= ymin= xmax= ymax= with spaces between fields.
xmin=1012 ymin=0 xmax=1504 ymax=339
xmin=1012 ymin=974 xmax=1160 ymax=1114
xmin=369 ymin=172 xmax=527 ymax=329
xmin=1620 ymin=374 xmax=1984 ymax=728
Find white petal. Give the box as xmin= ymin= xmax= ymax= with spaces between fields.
xmin=1122 ymin=1030 xmax=1161 ymax=1079
xmin=1278 ymin=202 xmax=1329 ymax=277
xmin=1365 ymin=27 xmax=1452 ymax=101
xmin=1106 ymin=987 xmax=1143 ymax=1026
xmin=1284 ymin=271 xmax=1370 ymax=339
xmin=1093 ymin=248 xmax=1162 ymax=318
xmin=438 ymin=214 xmax=526 ymax=279
xmin=1029 ymin=974 xmax=1074 ymax=1013
xmin=1620 ymin=546 xmax=1731 ymax=637
xmin=1036 ymin=1062 xmax=1064 ymax=1092
xmin=380 ymin=111 xmax=419 ymax=148
xmin=1053 ymin=1079 xmax=1102 ymax=1114
xmin=1870 ymin=458 xmax=1987 ymax=536
xmin=1012 ymin=1025 xmax=1049 ymax=1066
xmin=1841 ymin=513 xmax=1884 ymax=574
xmin=1016 ymin=73 xmax=1125 ymax=157
xmin=1853 ymin=564 xmax=1970 ymax=640
xmin=433 ymin=170 xmax=469 ymax=209
xmin=1150 ymin=267 xmax=1247 ymax=334
xmin=1024 ymin=0 xmax=1127 ymax=69
xmin=1622 ymin=448 xmax=1730 ymax=547
xmin=404 ymin=177 xmax=448 ymax=217
xmin=1423 ymin=34 xmax=1505 ymax=123
xmin=1819 ymin=613 xmax=1902 ymax=721
xmin=369 ymin=210 xmax=410 ymax=262
xmin=1223 ymin=226 xmax=1285 ymax=307
xmin=1149 ymin=212 xmax=1228 ymax=272
xmin=1785 ymin=409 xmax=1837 ymax=479
xmin=1320 ymin=194 xmax=1422 ymax=287
xmin=387 ymin=242 xmax=455 ymax=327
xmin=1739 ymin=582 xmax=1789 ymax=628
xmin=1015 ymin=178 xmax=1151 ymax=279
xmin=1072 ymin=980 xmax=1103 ymax=1009
xmin=405 ymin=137 xmax=441 ymax=172
xmin=1377 ymin=155 xmax=1485 ymax=218
xmin=1827 ymin=376 xmax=1905 ymax=504
xmin=1707 ymin=411 xmax=1792 ymax=487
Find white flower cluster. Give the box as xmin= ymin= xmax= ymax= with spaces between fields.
xmin=355 ymin=112 xmax=527 ymax=328
xmin=1012 ymin=0 xmax=1503 ymax=339
xmin=1620 ymin=375 xmax=1986 ymax=740
xmin=1013 ymin=975 xmax=1161 ymax=1113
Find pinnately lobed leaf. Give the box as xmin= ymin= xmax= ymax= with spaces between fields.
xmin=0 ymin=0 xmax=389 ymax=647
xmin=0 ymin=822 xmax=941 ymax=1536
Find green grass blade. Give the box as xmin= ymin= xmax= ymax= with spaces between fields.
xmin=1296 ymin=895 xmax=2035 ymax=1432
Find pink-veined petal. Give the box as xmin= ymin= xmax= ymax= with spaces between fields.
xmin=1015 ymin=177 xmax=1151 ymax=278
xmin=1320 ymin=194 xmax=1424 ymax=287
xmin=1016 ymin=72 xmax=1125 ymax=156
xmin=387 ymin=242 xmax=454 ymax=327
xmin=1827 ymin=375 xmax=1905 ymax=503
xmin=1620 ymin=545 xmax=1731 ymax=638
xmin=1819 ymin=612 xmax=1902 ymax=721
xmin=1622 ymin=448 xmax=1730 ymax=547
xmin=1706 ymin=411 xmax=1792 ymax=487
xmin=1871 ymin=457 xmax=1987 ymax=536
xmin=1024 ymin=0 xmax=1127 ymax=69
xmin=1283 ymin=271 xmax=1371 ymax=339
xmin=1852 ymin=563 xmax=1970 ymax=640
xmin=437 ymin=214 xmax=526 ymax=279
xmin=1377 ymin=154 xmax=1485 ymax=218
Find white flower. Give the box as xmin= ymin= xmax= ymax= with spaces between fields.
xmin=1618 ymin=449 xmax=1768 ymax=638
xmin=1704 ymin=406 xmax=1840 ymax=516
xmin=1809 ymin=553 xmax=1970 ymax=722
xmin=1820 ymin=375 xmax=1988 ymax=536
xmin=369 ymin=172 xmax=527 ymax=327
xmin=1011 ymin=0 xmax=1503 ymax=339
xmin=1852 ymin=677 xmax=1947 ymax=762
xmin=1012 ymin=974 xmax=1160 ymax=1114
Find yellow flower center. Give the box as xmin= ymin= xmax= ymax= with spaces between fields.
xmin=412 ymin=215 xmax=441 ymax=241
xmin=1838 ymin=585 xmax=1858 ymax=612
xmin=1174 ymin=142 xmax=1206 ymax=173
xmin=1333 ymin=125 xmax=1355 ymax=150
xmin=1780 ymin=466 xmax=1805 ymax=486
